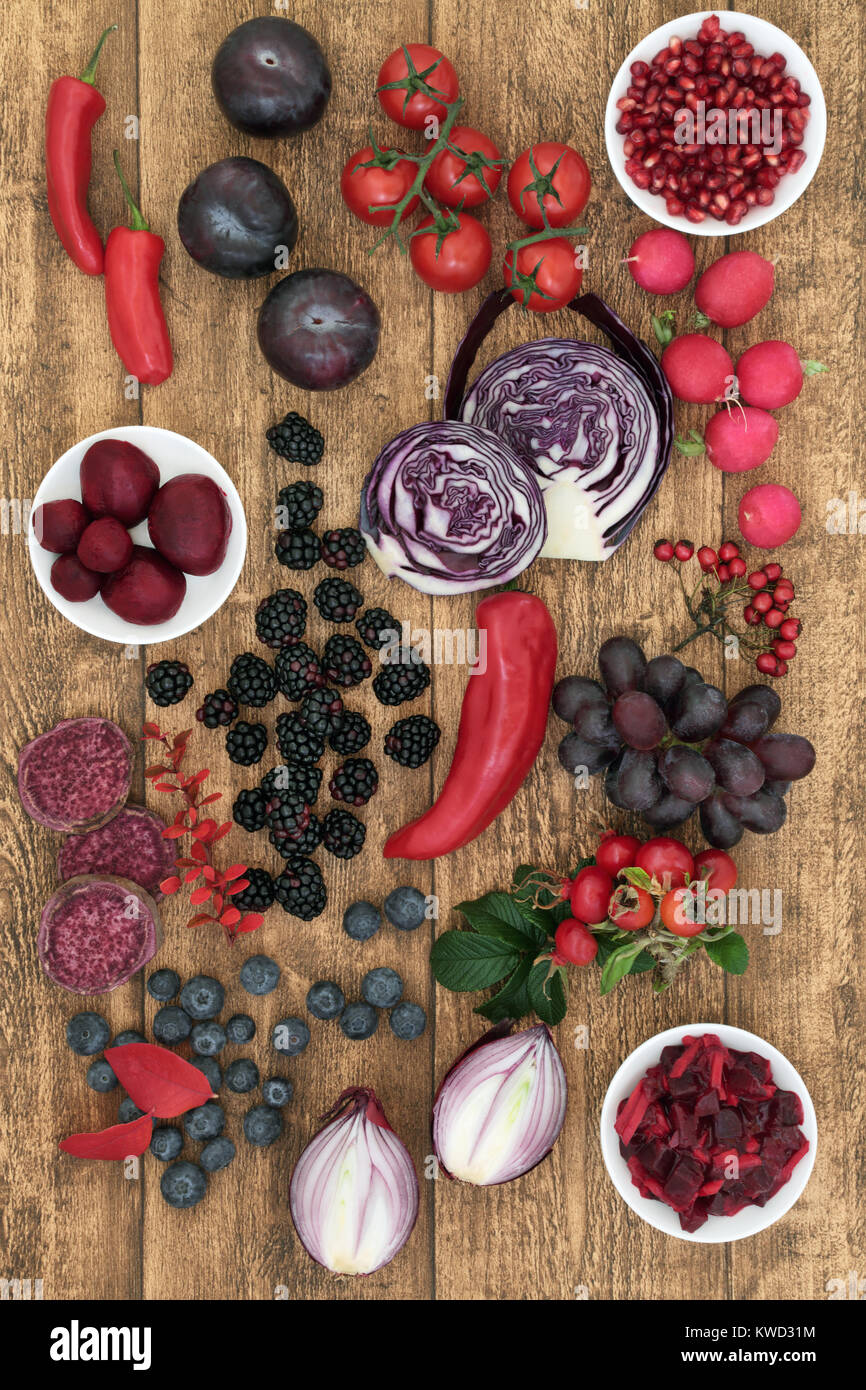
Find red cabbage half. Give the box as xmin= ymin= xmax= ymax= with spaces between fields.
xmin=446 ymin=291 xmax=674 ymax=562
xmin=359 ymin=420 xmax=547 ymax=595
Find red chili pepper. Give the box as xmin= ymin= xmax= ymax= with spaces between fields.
xmin=104 ymin=151 xmax=173 ymax=385
xmin=384 ymin=591 xmax=557 ymax=860
xmin=45 ymin=25 xmax=116 ymax=276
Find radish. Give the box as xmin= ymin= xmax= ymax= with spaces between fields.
xmin=660 ymin=334 xmax=734 ymax=404
xmin=704 ymin=406 xmax=779 ymax=472
xmin=736 ymin=341 xmax=826 ymax=409
xmin=695 ymin=251 xmax=774 ymax=327
xmin=626 ymin=228 xmax=695 ymax=295
xmin=738 ymin=483 xmax=801 ymax=549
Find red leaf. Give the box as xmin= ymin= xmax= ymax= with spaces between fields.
xmin=186 ymin=913 xmax=216 ymax=928
xmin=142 ymin=722 xmax=162 ymax=739
xmin=189 ymin=885 xmax=212 ymax=906
xmin=188 ymin=768 xmax=210 ymax=787
xmin=186 ymin=806 xmax=198 ymax=826
xmin=191 ymin=841 xmax=208 ymax=863
xmin=201 ymin=864 xmax=217 ymax=883
xmin=105 ymin=1044 xmax=215 ymax=1117
xmin=210 ymin=822 xmax=233 ymax=843
xmin=222 ymin=864 xmax=248 ymax=882
xmin=192 ymin=819 xmax=217 ymax=841
xmin=173 ymin=857 xmax=198 ymax=869
xmin=198 ymin=792 xmax=223 ymax=806
xmin=145 ymin=764 xmax=170 ymax=778
xmin=236 ymin=913 xmax=264 ymax=934
xmin=220 ymin=907 xmax=241 ymax=927
xmin=225 ymin=879 xmax=250 ymax=896
xmin=184 ymin=867 xmax=202 ymax=884
xmin=163 ymin=824 xmax=187 ymax=841
xmin=160 ymin=875 xmax=182 ymax=895
xmin=173 ymin=729 xmax=193 ymax=747
xmin=60 ymin=1111 xmax=154 ymax=1160
xmin=154 ymin=782 xmax=177 ymax=793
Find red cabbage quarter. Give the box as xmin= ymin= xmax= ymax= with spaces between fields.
xmin=359 ymin=420 xmax=546 ymax=595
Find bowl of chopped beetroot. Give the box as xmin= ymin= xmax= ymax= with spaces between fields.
xmin=600 ymin=1025 xmax=817 ymax=1241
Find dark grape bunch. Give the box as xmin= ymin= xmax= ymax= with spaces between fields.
xmin=553 ymin=635 xmax=816 ymax=849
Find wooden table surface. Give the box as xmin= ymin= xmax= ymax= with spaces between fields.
xmin=1 ymin=0 xmax=863 ymax=1302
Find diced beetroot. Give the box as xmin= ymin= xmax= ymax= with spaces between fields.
xmin=641 ymin=1101 xmax=671 ymax=1138
xmin=713 ymin=1107 xmax=743 ymax=1143
xmin=615 ymin=1078 xmax=655 ymax=1145
xmin=670 ymin=1039 xmax=703 ymax=1077
xmin=680 ymin=1200 xmax=710 ymax=1233
xmin=668 ymin=1071 xmax=702 ymax=1099
xmin=770 ymin=1090 xmax=804 ymax=1127
xmin=660 ymin=1045 xmax=684 ymax=1069
xmin=636 ymin=1138 xmax=676 ymax=1182
xmin=699 ymin=1178 xmax=725 ymax=1196
xmin=670 ymin=1101 xmax=701 ymax=1150
xmin=709 ymin=1047 xmax=727 ymax=1095
xmin=779 ymin=1140 xmax=809 ymax=1184
xmin=662 ymin=1153 xmax=704 ymax=1210
xmin=742 ymin=1164 xmax=774 ymax=1198
xmin=695 ymin=1088 xmax=721 ymax=1117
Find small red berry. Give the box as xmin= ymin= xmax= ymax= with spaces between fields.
xmin=719 ymin=540 xmax=740 ymax=562
xmin=756 ymin=652 xmax=778 ymax=675
xmin=773 ymin=660 xmax=789 ymax=677
xmin=774 ymin=599 xmax=789 ymax=613
xmin=697 ymin=546 xmax=718 ymax=571
xmin=774 ymin=581 xmax=794 ymax=602
xmin=654 ymin=538 xmax=675 ymax=562
xmin=763 ymin=607 xmax=785 ymax=629
xmin=743 ymin=604 xmax=760 ymax=625
xmin=779 ymin=617 xmax=801 ymax=640
xmin=728 ymin=556 xmax=747 ymax=577
xmin=752 ymin=591 xmax=773 ymax=613
xmin=747 ymin=570 xmax=768 ymax=589
xmin=774 ymin=639 xmax=797 ymax=659
xmin=717 ymin=562 xmax=731 ymax=582
xmin=763 ymin=562 xmax=782 ymax=581
xmin=674 ymin=539 xmax=694 ymax=561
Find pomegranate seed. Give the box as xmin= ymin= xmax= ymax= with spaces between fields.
xmin=664 ymin=57 xmax=682 ymax=75
xmin=684 ymin=53 xmax=702 ymax=75
xmin=744 ymin=189 xmax=758 ymax=205
xmin=630 ymin=129 xmax=646 ymax=147
xmin=668 ymin=35 xmax=683 ymax=55
xmin=728 ymin=180 xmax=746 ymax=198
xmin=769 ymin=51 xmax=787 ymax=68
xmin=666 ymin=196 xmax=686 ymax=216
xmin=645 ymin=82 xmax=661 ymax=103
xmin=798 ymin=92 xmax=811 ymax=106
xmin=712 ymin=191 xmax=730 ymax=211
xmin=624 ymin=158 xmax=643 ymax=176
xmin=719 ymin=57 xmax=731 ymax=77
xmin=652 ymin=47 xmax=671 ymax=66
xmin=741 ymin=151 xmax=762 ymax=170
xmin=705 ymin=173 xmax=723 ymax=191
xmin=699 ymin=13 xmax=720 ymax=39
xmin=786 ymin=149 xmax=806 ymax=173
xmin=685 ymin=204 xmax=706 ymax=223
xmin=725 ymin=199 xmax=748 ymax=224
xmin=698 ymin=187 xmax=711 ymax=207
xmin=616 ymin=96 xmax=637 ymax=111
xmin=732 ymin=59 xmax=750 ymax=79
xmin=631 ymin=168 xmax=651 ymax=189
xmin=642 ymin=149 xmax=662 ymax=168
xmin=732 ymin=42 xmax=754 ymax=57
xmin=684 ymin=91 xmax=700 ymax=112
xmin=759 ymin=59 xmax=776 ymax=79
xmin=616 ymin=116 xmax=633 ymax=133
xmin=630 ymin=60 xmax=650 ymax=77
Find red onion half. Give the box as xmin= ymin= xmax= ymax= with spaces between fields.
xmin=433 ymin=1022 xmax=567 ymax=1185
xmin=290 ymin=1087 xmax=419 ymax=1275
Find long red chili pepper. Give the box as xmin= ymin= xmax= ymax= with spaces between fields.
xmin=104 ymin=151 xmax=173 ymax=385
xmin=384 ymin=590 xmax=557 ymax=860
xmin=45 ymin=25 xmax=116 ymax=276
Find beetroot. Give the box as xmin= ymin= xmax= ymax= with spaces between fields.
xmin=38 ymin=874 xmax=162 ymax=994
xmin=51 ymin=553 xmax=104 ymax=603
xmin=77 ymin=517 xmax=133 ymax=573
xmin=80 ymin=439 xmax=160 ymax=526
xmin=18 ymin=718 xmax=132 ymax=833
xmin=58 ymin=805 xmax=174 ymax=898
xmin=101 ymin=546 xmax=186 ymax=626
xmin=33 ymin=498 xmax=90 ymax=553
xmin=615 ymin=1032 xmax=808 ymax=1232
xmin=147 ymin=473 xmax=232 ymax=576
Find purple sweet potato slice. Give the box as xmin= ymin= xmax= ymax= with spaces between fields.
xmin=18 ymin=718 xmax=132 ymax=833
xmin=38 ymin=874 xmax=162 ymax=994
xmin=58 ymin=806 xmax=174 ymax=898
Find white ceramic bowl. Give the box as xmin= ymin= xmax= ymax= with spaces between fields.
xmin=605 ymin=11 xmax=826 ymax=235
xmin=600 ymin=1022 xmax=817 ymax=1243
xmin=29 ymin=425 xmax=246 ymax=645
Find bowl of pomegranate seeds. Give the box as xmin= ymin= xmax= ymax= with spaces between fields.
xmin=605 ymin=11 xmax=826 ymax=234
xmin=600 ymin=1025 xmax=817 ymax=1241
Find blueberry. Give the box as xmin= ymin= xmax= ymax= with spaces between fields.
xmin=147 ymin=968 xmax=181 ymax=1001
xmin=183 ymin=1101 xmax=225 ymax=1141
xmin=85 ymin=1059 xmax=117 ymax=1092
xmin=191 ymin=1021 xmax=228 ymax=1057
xmin=225 ymin=1058 xmax=260 ymax=1093
xmin=200 ymin=1136 xmax=236 ymax=1172
xmin=240 ymin=954 xmax=280 ymax=995
xmin=160 ymin=1160 xmax=207 ymax=1209
xmin=150 ymin=1126 xmax=184 ymax=1162
xmin=190 ymin=1056 xmax=222 ymax=1092
xmin=180 ymin=975 xmax=225 ymax=1021
xmin=272 ymin=1017 xmax=310 ymax=1056
xmin=243 ymin=1104 xmax=283 ymax=1147
xmin=306 ymin=980 xmax=345 ymax=1020
xmin=389 ymin=1001 xmax=427 ymax=1040
xmin=118 ymin=1096 xmax=148 ymax=1125
xmin=361 ymin=967 xmax=403 ymax=1009
xmin=384 ymin=886 xmax=427 ymax=932
xmin=342 ymin=900 xmax=381 ymax=941
xmin=339 ymin=1002 xmax=378 ymax=1041
xmin=262 ymin=1076 xmax=294 ymax=1108
xmin=113 ymin=1030 xmax=147 ymax=1047
xmin=225 ymin=1013 xmax=256 ymax=1044
xmin=66 ymin=1011 xmax=110 ymax=1056
xmin=152 ymin=1005 xmax=193 ymax=1045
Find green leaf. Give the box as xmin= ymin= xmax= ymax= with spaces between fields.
xmin=651 ymin=310 xmax=676 ymax=346
xmin=475 ymin=957 xmax=534 ymax=1023
xmin=704 ymin=931 xmax=749 ymax=975
xmin=526 ymin=959 xmax=568 ymax=1026
xmin=619 ymin=865 xmax=653 ymax=890
xmin=628 ymin=949 xmax=656 ymax=975
xmin=691 ymin=310 xmax=711 ymax=330
xmin=802 ymin=360 xmax=828 ymax=377
xmin=456 ymin=892 xmax=546 ymax=949
xmin=674 ymin=429 xmax=706 ymax=458
xmin=430 ymin=932 xmax=520 ymax=992
xmin=599 ymin=941 xmax=647 ymax=996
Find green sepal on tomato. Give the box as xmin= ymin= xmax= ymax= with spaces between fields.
xmin=341 ymin=144 xmax=420 ymax=226
xmin=503 ymin=236 xmax=583 ymax=312
xmin=410 ymin=210 xmax=492 ymax=293
xmin=376 ymin=43 xmax=459 ymax=130
xmin=424 ymin=125 xmax=504 ymax=207
xmin=507 ymin=142 xmax=592 ymax=227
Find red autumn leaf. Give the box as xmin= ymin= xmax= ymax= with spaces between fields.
xmin=201 ymin=864 xmax=217 ymax=883
xmin=142 ymin=722 xmax=162 ymax=739
xmin=163 ymin=824 xmax=187 ymax=841
xmin=198 ymin=792 xmax=223 ymax=806
xmin=154 ymin=782 xmax=177 ymax=793
xmin=236 ymin=913 xmax=264 ymax=934
xmin=210 ymin=822 xmax=233 ymax=844
xmin=160 ymin=875 xmax=182 ymax=896
xmin=186 ymin=913 xmax=216 ymax=929
xmin=105 ymin=1043 xmax=215 ymax=1117
xmin=225 ymin=879 xmax=250 ymax=896
xmin=222 ymin=864 xmax=249 ymax=882
xmin=145 ymin=764 xmax=170 ymax=778
xmin=189 ymin=885 xmax=212 ymax=905
xmin=59 ymin=1110 xmax=154 ymax=1160
xmin=184 ymin=867 xmax=202 ymax=884
xmin=187 ymin=768 xmax=210 ymax=787
xmin=192 ymin=819 xmax=217 ymax=842
xmin=220 ymin=907 xmax=242 ymax=927
xmin=173 ymin=857 xmax=198 ymax=869
xmin=190 ymin=841 xmax=208 ymax=863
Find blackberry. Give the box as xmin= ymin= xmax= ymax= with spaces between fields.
xmin=146 ymin=659 xmax=193 ymax=707
xmin=265 ymin=794 xmax=311 ymax=851
xmin=196 ymin=688 xmax=238 ymax=729
xmin=323 ymin=635 xmax=372 ymax=689
xmin=274 ymin=856 xmax=327 ymax=920
xmin=233 ymin=786 xmax=268 ymax=833
xmin=226 ymin=721 xmax=268 ymax=766
xmin=329 ymin=758 xmax=378 ymax=807
xmin=275 ymin=642 xmax=324 ymax=700
xmin=313 ymin=576 xmax=363 ymax=623
xmin=255 ymin=589 xmax=307 ymax=649
xmin=275 ymin=528 xmax=321 ymax=571
xmin=262 ymin=761 xmax=322 ymax=806
xmin=322 ymin=809 xmax=366 ymax=860
xmin=301 ymin=686 xmax=344 ymax=738
xmin=276 ymin=479 xmax=323 ymax=530
xmin=289 ymin=813 xmax=323 ymax=857
xmin=266 ymin=410 xmax=324 ymax=465
xmin=384 ymin=714 xmax=441 ymax=768
xmin=228 ymin=652 xmax=277 ymax=708
xmin=329 ymin=711 xmax=372 ymax=755
xmin=356 ymin=606 xmax=401 ymax=651
xmin=373 ymin=654 xmax=432 ymax=706
xmin=232 ymin=867 xmax=275 ymax=912
xmin=320 ymin=527 xmax=366 ymax=570
xmin=276 ymin=711 xmax=325 ymax=764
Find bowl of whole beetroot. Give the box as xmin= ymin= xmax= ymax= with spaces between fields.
xmin=29 ymin=426 xmax=246 ymax=644
xmin=600 ymin=1024 xmax=817 ymax=1242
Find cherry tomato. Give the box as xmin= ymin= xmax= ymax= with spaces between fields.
xmin=340 ymin=147 xmax=420 ymax=227
xmin=609 ymin=884 xmax=655 ymax=930
xmin=554 ymin=918 xmax=598 ymax=966
xmin=693 ymin=848 xmax=738 ymax=894
xmin=410 ymin=212 xmax=491 ymax=293
xmin=634 ymin=836 xmax=695 ymax=889
xmin=424 ymin=125 xmax=503 ymax=208
xmin=660 ymin=886 xmax=704 ymax=937
xmin=503 ymin=238 xmax=583 ymax=313
xmin=569 ymin=865 xmax=614 ymax=924
xmin=595 ymin=832 xmax=642 ymax=878
xmin=507 ymin=142 xmax=592 ymax=228
xmin=377 ymin=44 xmax=459 ymax=131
